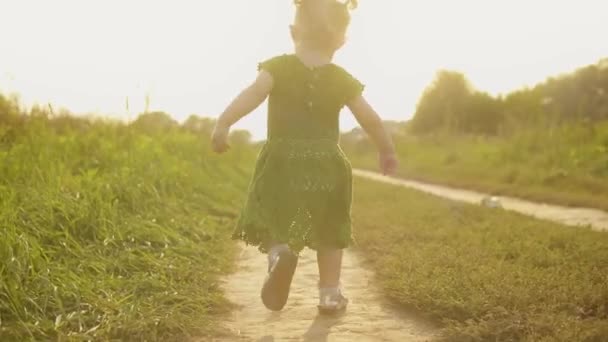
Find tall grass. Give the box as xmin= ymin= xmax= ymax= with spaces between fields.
xmin=0 ymin=109 xmax=256 ymax=340
xmin=345 ymin=121 xmax=608 ymax=210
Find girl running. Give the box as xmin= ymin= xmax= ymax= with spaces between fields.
xmin=211 ymin=0 xmax=398 ymax=314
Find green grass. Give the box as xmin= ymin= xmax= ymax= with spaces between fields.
xmin=0 ymin=114 xmax=256 ymax=341
xmin=352 ymin=177 xmax=608 ymax=341
xmin=345 ymin=121 xmax=608 ymax=210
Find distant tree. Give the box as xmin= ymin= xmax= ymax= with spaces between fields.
xmin=131 ymin=111 xmax=178 ymax=133
xmin=411 ymin=71 xmax=504 ymax=135
xmin=534 ymin=61 xmax=608 ymax=122
xmin=411 ymin=70 xmax=474 ymax=134
xmin=502 ymin=87 xmax=544 ymax=129
xmin=461 ymin=92 xmax=503 ymax=135
xmin=182 ymin=115 xmax=216 ymax=136
xmin=410 ymin=58 xmax=608 ymax=137
xmin=229 ymin=129 xmax=252 ymax=146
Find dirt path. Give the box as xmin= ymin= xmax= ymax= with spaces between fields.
xmin=208 ymin=170 xmax=608 ymax=341
xmin=211 ymin=246 xmax=436 ymax=341
xmin=353 ymin=169 xmax=608 ymax=232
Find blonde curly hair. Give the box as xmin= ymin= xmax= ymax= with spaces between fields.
xmin=292 ymin=0 xmax=358 ymax=51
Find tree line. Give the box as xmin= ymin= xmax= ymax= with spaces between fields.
xmin=410 ymin=58 xmax=608 ymax=135
xmin=0 ymin=97 xmax=252 ymax=145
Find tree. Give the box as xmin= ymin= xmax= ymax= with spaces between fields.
xmin=131 ymin=111 xmax=178 ymax=133
xmin=229 ymin=130 xmax=252 ymax=146
xmin=461 ymin=92 xmax=503 ymax=135
xmin=411 ymin=70 xmax=473 ymax=133
xmin=182 ymin=115 xmax=216 ymax=136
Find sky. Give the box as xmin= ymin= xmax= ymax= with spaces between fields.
xmin=1 ymin=0 xmax=607 ymax=140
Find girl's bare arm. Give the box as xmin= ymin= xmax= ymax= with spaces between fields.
xmin=347 ymin=95 xmax=395 ymax=154
xmin=347 ymin=95 xmax=399 ymax=175
xmin=216 ymin=71 xmax=273 ymax=128
xmin=211 ymin=71 xmax=273 ymax=153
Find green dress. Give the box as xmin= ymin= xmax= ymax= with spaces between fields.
xmin=233 ymin=54 xmax=365 ymax=253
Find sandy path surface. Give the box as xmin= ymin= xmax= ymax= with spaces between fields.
xmin=210 ymin=246 xmax=437 ymax=342
xmin=353 ymin=169 xmax=608 ymax=231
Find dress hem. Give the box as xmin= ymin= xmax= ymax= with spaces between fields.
xmin=232 ymin=222 xmax=354 ymax=255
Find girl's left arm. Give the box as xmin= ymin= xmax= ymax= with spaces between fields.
xmin=347 ymin=95 xmax=399 ymax=175
xmin=211 ymin=71 xmax=274 ymax=153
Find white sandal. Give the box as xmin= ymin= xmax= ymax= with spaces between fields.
xmin=317 ymin=286 xmax=349 ymax=314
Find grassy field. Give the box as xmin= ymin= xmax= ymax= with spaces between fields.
xmin=0 ymin=113 xmax=255 ymax=341
xmin=3 ymin=95 xmax=607 ymax=341
xmin=352 ymin=177 xmax=608 ymax=341
xmin=345 ymin=121 xmax=608 ymax=210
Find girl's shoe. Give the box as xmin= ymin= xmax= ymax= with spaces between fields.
xmin=317 ymin=287 xmax=349 ymax=315
xmin=261 ymin=245 xmax=298 ymax=311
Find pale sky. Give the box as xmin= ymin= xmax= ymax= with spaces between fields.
xmin=1 ymin=0 xmax=607 ymax=140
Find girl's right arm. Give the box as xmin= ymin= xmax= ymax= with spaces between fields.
xmin=347 ymin=95 xmax=399 ymax=175
xmin=211 ymin=71 xmax=274 ymax=153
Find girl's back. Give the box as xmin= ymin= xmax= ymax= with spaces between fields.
xmin=260 ymin=54 xmax=363 ymax=141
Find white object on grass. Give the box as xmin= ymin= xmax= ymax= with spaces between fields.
xmin=481 ymin=196 xmax=503 ymax=209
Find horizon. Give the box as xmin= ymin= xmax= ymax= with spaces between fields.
xmin=2 ymin=0 xmax=608 ymax=140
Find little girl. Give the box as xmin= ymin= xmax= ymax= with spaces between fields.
xmin=211 ymin=0 xmax=398 ymax=314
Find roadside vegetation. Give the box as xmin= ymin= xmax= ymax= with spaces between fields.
xmin=0 ymin=95 xmax=256 ymax=341
xmin=343 ymin=58 xmax=608 ymax=210
xmin=352 ymin=177 xmax=608 ymax=341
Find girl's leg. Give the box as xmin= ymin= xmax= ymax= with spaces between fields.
xmin=317 ymin=248 xmax=343 ymax=288
xmin=317 ymin=248 xmax=348 ymax=313
xmin=261 ymin=241 xmax=298 ymax=311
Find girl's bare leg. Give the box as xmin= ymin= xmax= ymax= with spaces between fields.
xmin=317 ymin=248 xmax=348 ymax=312
xmin=317 ymin=248 xmax=343 ymax=288
xmin=261 ymin=241 xmax=297 ymax=311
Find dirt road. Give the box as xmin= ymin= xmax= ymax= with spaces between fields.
xmin=353 ymin=169 xmax=608 ymax=231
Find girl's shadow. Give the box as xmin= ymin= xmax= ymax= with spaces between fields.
xmin=302 ymin=312 xmax=345 ymax=342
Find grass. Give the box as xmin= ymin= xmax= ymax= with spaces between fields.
xmin=352 ymin=176 xmax=608 ymax=341
xmin=0 ymin=114 xmax=256 ymax=341
xmin=345 ymin=121 xmax=608 ymax=210
xmin=4 ymin=91 xmax=607 ymax=341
